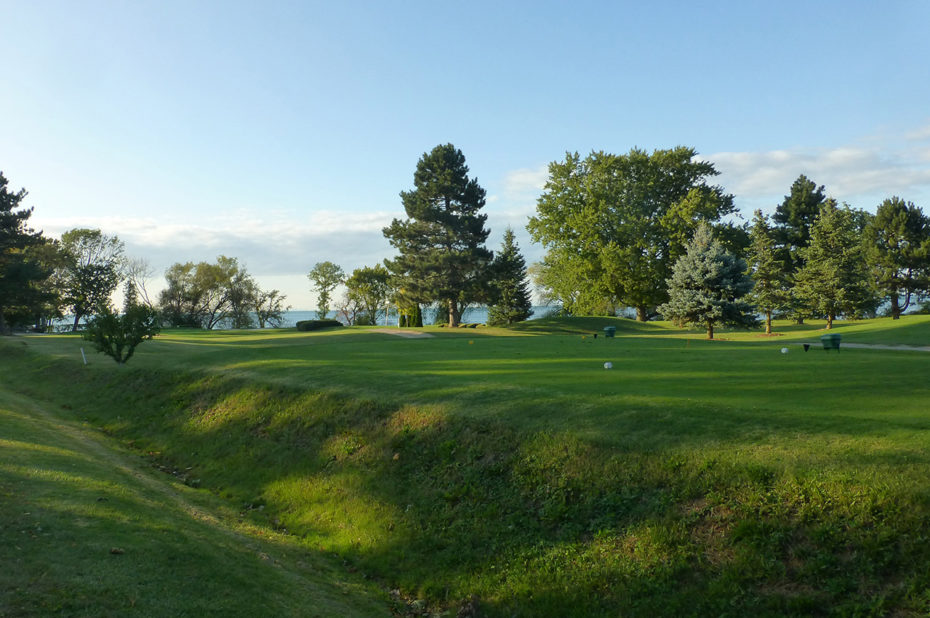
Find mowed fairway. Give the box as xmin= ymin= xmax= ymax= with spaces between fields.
xmin=3 ymin=315 xmax=930 ymax=616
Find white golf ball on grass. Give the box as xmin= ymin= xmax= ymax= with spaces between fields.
xmin=781 ymin=347 xmax=789 ymax=354
xmin=604 ymin=362 xmax=613 ymax=369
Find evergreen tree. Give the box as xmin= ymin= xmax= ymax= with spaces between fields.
xmin=746 ymin=210 xmax=790 ymax=334
xmin=383 ymin=144 xmax=492 ymax=327
xmin=658 ymin=223 xmax=756 ymax=339
xmin=488 ymin=228 xmax=533 ymax=326
xmin=773 ymin=174 xmax=827 ymax=269
xmin=794 ymin=201 xmax=876 ymax=329
xmin=772 ymin=175 xmax=827 ymax=323
xmin=0 ymin=172 xmax=49 ymax=334
xmin=863 ymin=197 xmax=930 ymax=319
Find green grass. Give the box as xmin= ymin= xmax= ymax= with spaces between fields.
xmin=3 ymin=315 xmax=930 ymax=616
xmin=0 ymin=384 xmax=388 ymax=616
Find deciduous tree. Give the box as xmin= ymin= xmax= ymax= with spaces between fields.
xmin=59 ymin=228 xmax=125 ymax=331
xmin=527 ymin=147 xmax=736 ymax=321
xmin=658 ymin=223 xmax=756 ymax=339
xmin=307 ymin=261 xmax=344 ymax=319
xmin=83 ymin=304 xmax=160 ymax=365
xmin=344 ymin=264 xmax=391 ymax=325
xmin=383 ymin=144 xmax=493 ymax=327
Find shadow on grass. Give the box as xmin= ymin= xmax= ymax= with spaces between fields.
xmin=6 ymin=338 xmax=930 ymax=616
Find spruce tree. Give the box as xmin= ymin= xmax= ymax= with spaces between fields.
xmin=794 ymin=200 xmax=876 ymax=329
xmin=383 ymin=144 xmax=492 ymax=327
xmin=488 ymin=228 xmax=533 ymax=326
xmin=658 ymin=223 xmax=756 ymax=339
xmin=746 ymin=210 xmax=790 ymax=334
xmin=863 ymin=197 xmax=930 ymax=319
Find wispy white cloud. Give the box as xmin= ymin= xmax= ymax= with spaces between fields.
xmin=703 ymin=128 xmax=930 ymax=210
xmin=31 ymin=210 xmax=397 ymax=275
xmin=905 ymin=124 xmax=930 ymax=141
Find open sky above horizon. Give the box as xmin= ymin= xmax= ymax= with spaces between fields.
xmin=3 ymin=1 xmax=930 ymax=309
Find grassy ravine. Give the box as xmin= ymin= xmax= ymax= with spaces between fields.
xmin=0 ymin=386 xmax=388 ymax=616
xmin=2 ymin=316 xmax=930 ymax=616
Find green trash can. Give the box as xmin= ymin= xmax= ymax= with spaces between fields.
xmin=820 ymin=333 xmax=841 ymax=351
xmin=603 ymin=326 xmax=616 ymax=338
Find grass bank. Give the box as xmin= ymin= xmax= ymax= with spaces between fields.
xmin=3 ymin=316 xmax=930 ymax=616
xmin=0 ymin=387 xmax=388 ymax=616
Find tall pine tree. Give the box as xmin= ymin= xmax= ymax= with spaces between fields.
xmin=746 ymin=210 xmax=790 ymax=334
xmin=658 ymin=223 xmax=756 ymax=339
xmin=488 ymin=228 xmax=533 ymax=326
xmin=383 ymin=144 xmax=492 ymax=327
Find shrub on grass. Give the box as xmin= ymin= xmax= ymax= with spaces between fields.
xmin=82 ymin=305 xmax=161 ymax=365
xmin=295 ymin=319 xmax=342 ymax=332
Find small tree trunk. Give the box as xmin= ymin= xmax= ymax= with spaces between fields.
xmin=890 ymin=295 xmax=901 ymax=320
xmin=636 ymin=306 xmax=648 ymax=322
xmin=826 ymin=312 xmax=834 ymax=329
xmin=448 ymin=301 xmax=461 ymax=327
xmin=707 ymin=322 xmax=714 ymax=340
xmin=0 ymin=309 xmax=8 ymax=336
xmin=72 ymin=312 xmax=82 ymax=332
xmin=765 ymin=310 xmax=772 ymax=335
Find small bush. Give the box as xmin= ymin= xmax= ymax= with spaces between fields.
xmin=83 ymin=305 xmax=161 ymax=365
xmin=295 ymin=319 xmax=342 ymax=332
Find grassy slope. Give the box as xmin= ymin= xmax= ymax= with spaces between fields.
xmin=0 ymin=382 xmax=388 ymax=616
xmin=3 ymin=315 xmax=930 ymax=616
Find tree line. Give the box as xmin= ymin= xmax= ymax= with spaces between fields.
xmin=3 ymin=142 xmax=928 ymax=339
xmin=0 ymin=172 xmax=292 ymax=335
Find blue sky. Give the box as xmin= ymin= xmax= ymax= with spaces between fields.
xmin=3 ymin=1 xmax=930 ymax=308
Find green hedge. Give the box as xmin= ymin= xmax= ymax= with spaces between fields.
xmin=295 ymin=319 xmax=342 ymax=332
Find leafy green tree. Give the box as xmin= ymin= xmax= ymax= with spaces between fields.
xmin=157 ymin=256 xmax=267 ymax=329
xmin=863 ymin=197 xmax=930 ymax=319
xmin=344 ymin=264 xmax=391 ymax=325
xmin=383 ymin=144 xmax=493 ymax=327
xmin=794 ymin=201 xmax=876 ymax=329
xmin=226 ymin=269 xmax=260 ymax=329
xmin=746 ymin=210 xmax=790 ymax=334
xmin=488 ymin=228 xmax=533 ymax=326
xmin=307 ymin=261 xmax=344 ymax=319
xmin=254 ymin=289 xmax=290 ymax=328
xmin=658 ymin=223 xmax=756 ymax=339
xmin=527 ymin=147 xmax=736 ymax=321
xmin=59 ymin=228 xmax=125 ymax=331
xmin=83 ymin=304 xmax=160 ymax=365
xmin=0 ymin=172 xmax=52 ymax=334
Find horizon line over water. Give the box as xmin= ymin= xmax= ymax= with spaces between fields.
xmin=283 ymin=305 xmax=558 ymax=328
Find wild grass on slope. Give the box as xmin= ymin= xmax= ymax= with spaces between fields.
xmin=4 ymin=317 xmax=930 ymax=616
xmin=0 ymin=386 xmax=387 ymax=617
